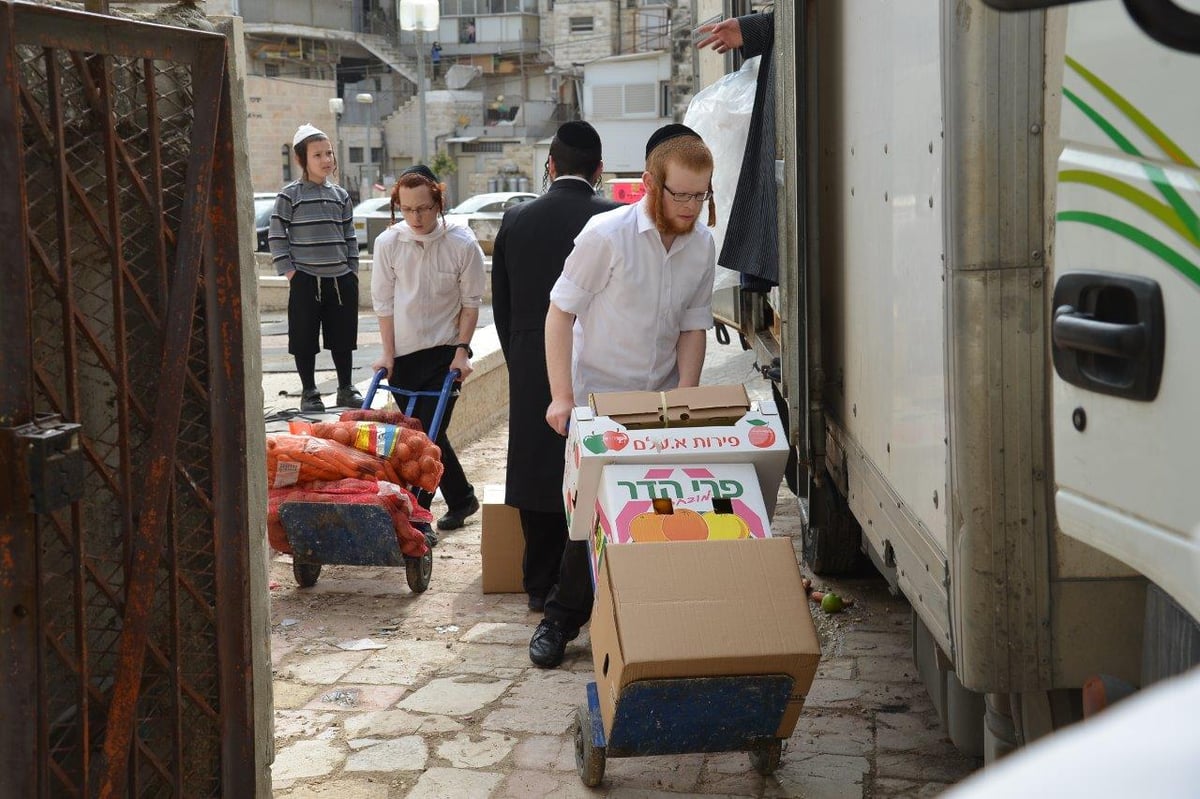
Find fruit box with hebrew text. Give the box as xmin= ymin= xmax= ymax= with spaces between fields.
xmin=589 ymin=462 xmax=773 ymax=580
xmin=563 ymin=389 xmax=789 ymax=542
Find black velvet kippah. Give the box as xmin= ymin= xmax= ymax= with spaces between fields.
xmin=401 ymin=164 xmax=439 ymax=182
xmin=644 ymin=123 xmax=701 ymax=158
xmin=555 ymin=120 xmax=602 ymax=152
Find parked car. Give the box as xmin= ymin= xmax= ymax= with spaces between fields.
xmin=444 ymin=191 xmax=537 ymax=254
xmin=352 ymin=196 xmax=393 ymax=250
xmin=254 ymin=192 xmax=276 ymax=253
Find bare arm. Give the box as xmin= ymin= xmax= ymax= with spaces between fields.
xmin=372 ymin=316 xmax=397 ymax=379
xmin=450 ymin=306 xmax=479 ymax=381
xmin=544 ymin=302 xmax=576 ymax=435
xmin=676 ymin=329 xmax=707 ymax=388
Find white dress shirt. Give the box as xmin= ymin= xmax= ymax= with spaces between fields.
xmin=549 ymin=197 xmax=715 ymax=402
xmin=372 ymin=219 xmax=485 ymax=358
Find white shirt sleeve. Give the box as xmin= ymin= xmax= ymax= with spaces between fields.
xmin=458 ymin=237 xmax=486 ymax=309
xmin=550 ymin=231 xmax=615 ymax=317
xmin=372 ymin=230 xmax=397 ymax=316
xmin=679 ymin=237 xmax=716 ymax=331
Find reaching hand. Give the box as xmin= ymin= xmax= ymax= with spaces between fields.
xmin=371 ymin=354 xmax=393 ymax=381
xmin=450 ymin=350 xmax=473 ymax=382
xmin=545 ymin=398 xmax=575 ymax=437
xmin=695 ymin=18 xmax=744 ymax=54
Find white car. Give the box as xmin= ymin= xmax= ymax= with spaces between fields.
xmin=352 ymin=196 xmax=393 ymax=250
xmin=444 ymin=192 xmax=537 ymax=253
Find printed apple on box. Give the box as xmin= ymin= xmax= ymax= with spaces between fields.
xmin=590 ymin=463 xmax=773 ymax=577
xmin=562 ymin=389 xmax=790 ymax=543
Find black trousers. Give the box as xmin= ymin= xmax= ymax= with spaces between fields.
xmin=287 ymin=272 xmax=359 ymax=354
xmin=388 ymin=345 xmax=474 ymax=511
xmin=519 ymin=508 xmax=568 ymax=600
xmin=542 ymin=539 xmax=593 ymax=633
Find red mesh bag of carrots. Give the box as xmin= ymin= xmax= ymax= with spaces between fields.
xmin=267 ymin=478 xmax=431 ymax=557
xmin=338 ymin=408 xmax=423 ymax=431
xmin=287 ymin=421 xmax=443 ymax=493
xmin=266 ymin=433 xmax=401 ymax=488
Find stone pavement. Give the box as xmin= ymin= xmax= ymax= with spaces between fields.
xmin=265 ymin=329 xmax=981 ymax=798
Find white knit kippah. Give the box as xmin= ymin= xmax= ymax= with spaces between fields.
xmin=292 ymin=123 xmax=326 ymax=148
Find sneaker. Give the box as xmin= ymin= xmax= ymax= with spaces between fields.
xmin=529 ymin=619 xmax=578 ymax=669
xmin=436 ymin=495 xmax=480 ymax=531
xmin=300 ymin=389 xmax=325 ymax=413
xmin=336 ymin=384 xmax=364 ymax=408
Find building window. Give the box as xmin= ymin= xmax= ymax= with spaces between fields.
xmin=592 ymin=83 xmax=659 ymax=118
xmin=570 ymin=16 xmax=594 ymax=33
xmin=264 ymin=63 xmax=280 ymax=77
xmin=371 ymin=147 xmax=383 ymax=163
xmin=349 ymin=147 xmax=364 ymax=163
xmin=462 ymin=141 xmax=504 ymax=153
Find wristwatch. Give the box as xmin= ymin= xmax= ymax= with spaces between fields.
xmin=455 ymin=342 xmax=473 ymax=358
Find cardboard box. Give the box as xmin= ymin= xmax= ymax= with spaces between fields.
xmin=590 ymin=462 xmax=773 ymax=579
xmin=589 ymin=538 xmax=821 ymax=739
xmin=481 ymin=484 xmax=525 ymax=593
xmin=563 ymin=393 xmax=789 ymax=541
xmin=590 ymin=385 xmax=751 ymax=429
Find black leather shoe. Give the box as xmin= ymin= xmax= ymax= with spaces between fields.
xmin=300 ymin=389 xmax=325 ymax=413
xmin=529 ymin=619 xmax=578 ymax=669
xmin=336 ymin=384 xmax=364 ymax=408
xmin=436 ymin=495 xmax=480 ymax=531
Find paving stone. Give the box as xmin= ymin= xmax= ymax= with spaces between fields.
xmin=493 ymin=770 xmax=600 ymax=798
xmin=857 ymin=655 xmax=919 ymax=684
xmin=876 ymin=710 xmax=959 ymax=755
xmin=273 ymin=682 xmax=320 ymax=710
xmin=341 ymin=640 xmax=460 ymax=685
xmin=452 ymin=642 xmax=535 ymax=677
xmin=435 ymin=731 xmax=518 ymax=767
xmin=781 ymin=752 xmax=870 ymax=784
xmin=838 ymin=631 xmax=912 ymax=658
xmin=304 ymin=684 xmax=407 ymax=712
xmin=342 ymin=709 xmax=464 ymax=738
xmin=344 ymin=736 xmax=428 ymax=772
xmin=693 ymin=751 xmax=767 ymax=795
xmin=273 ymin=778 xmax=389 ymax=798
xmin=876 ymin=752 xmax=979 ymax=783
xmin=788 ymin=710 xmax=875 ymax=757
xmin=273 ymin=710 xmax=338 ymax=741
xmin=398 ymin=675 xmax=513 ymax=716
xmin=804 ymin=677 xmax=869 ymax=707
xmin=271 ymin=739 xmax=345 ymax=784
xmin=271 ymin=637 xmax=297 ymax=668
xmin=814 ymin=657 xmax=857 ymax=681
xmin=601 ymin=753 xmax=705 ymax=793
xmin=765 ymin=772 xmax=865 ymax=799
xmin=482 ymin=669 xmax=590 ymax=735
xmin=405 ymin=766 xmax=504 ymax=798
xmin=462 ymin=621 xmax=535 ymax=645
xmin=511 ymin=735 xmax=576 ymax=772
xmin=279 ymin=651 xmax=371 ymax=685
xmin=872 ymin=777 xmax=958 ymax=798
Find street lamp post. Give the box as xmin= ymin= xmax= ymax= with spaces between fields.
xmin=399 ymin=0 xmax=439 ymax=165
xmin=356 ymin=91 xmax=375 ymax=200
xmin=328 ymin=96 xmax=345 ymax=190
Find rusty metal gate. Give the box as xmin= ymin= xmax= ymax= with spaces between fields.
xmin=0 ymin=2 xmax=256 ymax=796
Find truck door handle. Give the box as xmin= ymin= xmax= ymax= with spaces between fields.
xmin=1051 ymin=272 xmax=1164 ymax=402
xmin=1053 ymin=308 xmax=1146 ymax=359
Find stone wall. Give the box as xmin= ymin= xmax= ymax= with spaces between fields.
xmin=245 ymin=75 xmax=339 ymax=193
xmin=552 ymin=1 xmax=615 ymax=67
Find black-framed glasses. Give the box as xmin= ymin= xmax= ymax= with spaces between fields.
xmin=662 ymin=184 xmax=713 ymax=204
xmin=399 ymin=204 xmax=438 ymax=216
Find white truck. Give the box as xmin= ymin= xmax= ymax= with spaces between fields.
xmin=714 ymin=0 xmax=1200 ymax=758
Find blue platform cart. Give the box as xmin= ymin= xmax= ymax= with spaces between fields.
xmin=571 ymin=676 xmax=791 ymax=786
xmin=280 ymin=368 xmax=459 ymax=594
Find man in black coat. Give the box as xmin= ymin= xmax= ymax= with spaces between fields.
xmin=491 ymin=121 xmax=620 ymax=612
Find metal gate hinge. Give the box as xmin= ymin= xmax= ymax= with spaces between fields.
xmin=1 ymin=415 xmax=85 ymax=514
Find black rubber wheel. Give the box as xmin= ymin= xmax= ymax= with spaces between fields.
xmin=293 ymin=561 xmax=321 ymax=588
xmin=405 ymin=549 xmax=433 ymax=593
xmin=749 ymin=739 xmax=782 ymax=776
xmin=573 ymin=702 xmax=605 ymax=787
xmin=803 ymin=468 xmax=866 ymax=576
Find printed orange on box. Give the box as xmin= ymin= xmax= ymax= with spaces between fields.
xmin=590 ymin=463 xmax=772 ymax=578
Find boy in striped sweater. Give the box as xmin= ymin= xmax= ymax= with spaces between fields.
xmin=269 ymin=123 xmax=361 ymax=413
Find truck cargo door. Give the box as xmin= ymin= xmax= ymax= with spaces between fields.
xmin=1050 ymin=0 xmax=1200 ymax=623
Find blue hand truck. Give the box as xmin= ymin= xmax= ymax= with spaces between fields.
xmin=280 ymin=368 xmax=460 ymax=593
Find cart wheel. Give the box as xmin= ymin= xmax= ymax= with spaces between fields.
xmin=406 ymin=550 xmax=433 ymax=593
xmin=573 ymin=702 xmax=605 ymax=787
xmin=750 ymin=739 xmax=782 ymax=776
xmin=293 ymin=561 xmax=321 ymax=588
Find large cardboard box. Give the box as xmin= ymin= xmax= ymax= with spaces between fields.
xmin=480 ymin=484 xmax=525 ymax=593
xmin=590 ymin=385 xmax=751 ymax=428
xmin=590 ymin=462 xmax=773 ymax=579
xmin=589 ymin=537 xmax=821 ymax=739
xmin=563 ymin=387 xmax=789 ymax=541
